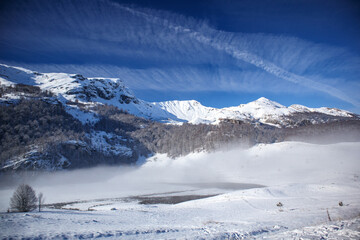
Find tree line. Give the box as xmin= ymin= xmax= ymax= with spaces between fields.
xmin=1 ymin=83 xmax=359 ymax=172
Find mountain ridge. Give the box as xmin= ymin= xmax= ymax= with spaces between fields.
xmin=0 ymin=64 xmax=356 ymax=127
xmin=1 ymin=64 xmax=359 ymax=172
xmin=152 ymin=97 xmax=355 ymax=127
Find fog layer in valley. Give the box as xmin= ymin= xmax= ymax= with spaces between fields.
xmin=0 ymin=141 xmax=359 ymax=211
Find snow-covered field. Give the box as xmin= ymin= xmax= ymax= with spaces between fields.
xmin=1 ymin=141 xmax=360 ymax=239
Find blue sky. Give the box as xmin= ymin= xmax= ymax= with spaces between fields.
xmin=0 ymin=0 xmax=359 ymax=112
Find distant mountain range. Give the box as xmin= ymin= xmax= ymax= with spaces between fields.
xmin=1 ymin=64 xmax=356 ymax=126
xmin=1 ymin=64 xmax=359 ymax=172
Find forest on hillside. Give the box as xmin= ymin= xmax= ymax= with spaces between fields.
xmin=1 ymin=84 xmax=360 ymax=172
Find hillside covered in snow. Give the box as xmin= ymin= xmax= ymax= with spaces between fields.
xmin=153 ymin=97 xmax=355 ymax=126
xmin=1 ymin=64 xmax=356 ymax=127
xmin=1 ymin=141 xmax=359 ymax=239
xmin=0 ymin=64 xmax=359 ymax=172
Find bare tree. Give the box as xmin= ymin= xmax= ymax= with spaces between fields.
xmin=10 ymin=184 xmax=37 ymax=212
xmin=38 ymin=192 xmax=45 ymax=212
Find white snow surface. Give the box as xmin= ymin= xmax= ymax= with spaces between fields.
xmin=0 ymin=64 xmax=172 ymax=123
xmin=88 ymin=131 xmax=132 ymax=157
xmin=1 ymin=141 xmax=359 ymax=239
xmin=1 ymin=64 xmax=355 ymax=126
xmin=154 ymin=97 xmax=354 ymax=126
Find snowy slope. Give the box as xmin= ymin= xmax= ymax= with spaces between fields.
xmin=0 ymin=63 xmax=357 ymax=126
xmin=153 ymin=97 xmax=355 ymax=126
xmin=1 ymin=141 xmax=359 ymax=239
xmin=290 ymin=104 xmax=352 ymax=117
xmin=152 ymin=100 xmax=219 ymax=124
xmin=0 ymin=64 xmax=173 ymax=123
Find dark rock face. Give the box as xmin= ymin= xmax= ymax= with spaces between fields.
xmin=120 ymin=94 xmax=134 ymax=104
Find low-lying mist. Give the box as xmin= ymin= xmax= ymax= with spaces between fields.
xmin=0 ymin=141 xmax=359 ymax=211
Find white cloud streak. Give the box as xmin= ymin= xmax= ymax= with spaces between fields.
xmin=115 ymin=4 xmax=360 ymax=107
xmin=1 ymin=0 xmax=359 ymax=107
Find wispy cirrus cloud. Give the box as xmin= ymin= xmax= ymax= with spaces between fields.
xmin=114 ymin=4 xmax=360 ymax=107
xmin=0 ymin=0 xmax=359 ymax=108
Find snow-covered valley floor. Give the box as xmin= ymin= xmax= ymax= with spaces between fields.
xmin=1 ymin=141 xmax=360 ymax=239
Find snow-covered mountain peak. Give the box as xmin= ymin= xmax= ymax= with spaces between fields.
xmin=156 ymin=96 xmax=358 ymax=126
xmin=1 ymin=64 xmax=358 ymax=126
xmin=0 ymin=64 xmax=168 ymax=122
xmin=152 ymin=100 xmax=217 ymax=124
xmin=0 ymin=64 xmax=40 ymax=86
xmin=250 ymin=97 xmax=285 ymax=108
xmin=224 ymin=97 xmax=292 ymax=121
xmin=0 ymin=64 xmax=137 ymax=102
xmin=33 ymin=71 xmax=136 ymax=104
xmin=289 ymin=104 xmax=311 ymax=112
xmin=289 ymin=104 xmax=353 ymax=117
